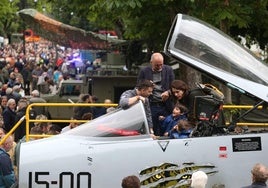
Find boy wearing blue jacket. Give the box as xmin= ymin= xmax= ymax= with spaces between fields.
xmin=160 ymin=103 xmax=188 ymax=137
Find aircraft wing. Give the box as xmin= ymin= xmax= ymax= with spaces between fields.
xmin=17 ymin=9 xmax=127 ymax=49
xmin=164 ymin=14 xmax=268 ymax=103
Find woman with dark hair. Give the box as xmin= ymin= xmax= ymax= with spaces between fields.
xmin=165 ymin=80 xmax=190 ymax=114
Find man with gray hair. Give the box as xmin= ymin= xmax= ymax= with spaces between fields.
xmin=241 ymin=163 xmax=268 ymax=188
xmin=2 ymin=98 xmax=17 ymax=133
xmin=29 ymin=89 xmax=48 ymax=117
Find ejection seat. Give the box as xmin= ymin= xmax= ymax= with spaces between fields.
xmin=189 ymin=83 xmax=226 ymax=137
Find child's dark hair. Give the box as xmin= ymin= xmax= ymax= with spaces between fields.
xmin=174 ymin=103 xmax=188 ymax=114
xmin=177 ymin=120 xmax=192 ymax=132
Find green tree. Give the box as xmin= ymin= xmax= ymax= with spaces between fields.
xmin=0 ymin=0 xmax=20 ymax=38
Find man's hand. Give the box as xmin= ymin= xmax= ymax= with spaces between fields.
xmin=161 ymin=90 xmax=170 ymax=101
xmin=139 ymin=96 xmax=146 ymax=103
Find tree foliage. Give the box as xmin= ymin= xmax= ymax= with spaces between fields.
xmin=0 ymin=0 xmax=20 ymax=37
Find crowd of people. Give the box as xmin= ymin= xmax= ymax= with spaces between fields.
xmin=0 ymin=40 xmax=117 ymax=187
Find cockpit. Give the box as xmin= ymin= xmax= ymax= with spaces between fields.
xmin=63 ymin=101 xmax=149 ymax=137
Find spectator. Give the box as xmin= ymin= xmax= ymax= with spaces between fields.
xmin=34 ymin=114 xmax=51 ymax=134
xmin=137 ymin=52 xmax=175 ymax=136
xmin=29 ymin=90 xmax=49 ymax=118
xmin=241 ymin=163 xmax=268 ymax=188
xmin=119 ymin=79 xmax=154 ymax=135
xmin=31 ymin=64 xmax=43 ymax=91
xmin=5 ymin=87 xmax=14 ymax=101
xmin=0 ymin=95 xmax=8 ymax=112
xmin=73 ymin=94 xmax=92 ymax=119
xmin=47 ymin=124 xmax=62 ymax=135
xmin=61 ymin=115 xmax=81 ymax=133
xmin=14 ymin=99 xmax=28 ymax=142
xmin=0 ymin=135 xmax=16 ymax=188
xmin=2 ymin=98 xmax=17 ymax=133
xmin=7 ymin=72 xmax=16 ymax=88
xmin=190 ymin=171 xmax=208 ymax=188
xmin=12 ymin=85 xmax=22 ymax=103
xmin=81 ymin=112 xmax=93 ymax=120
xmin=0 ymin=128 xmax=5 ymax=138
xmin=20 ymin=63 xmax=32 ymax=95
xmin=121 ymin=175 xmax=140 ymax=188
xmin=91 ymin=97 xmax=112 ymax=118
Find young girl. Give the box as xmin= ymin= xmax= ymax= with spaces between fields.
xmin=160 ymin=103 xmax=188 ymax=137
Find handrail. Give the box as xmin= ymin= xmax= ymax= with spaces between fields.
xmin=223 ymin=105 xmax=263 ymax=109
xmin=0 ymin=116 xmax=25 ymax=145
xmin=25 ymin=103 xmax=118 ymax=141
xmin=1 ymin=103 xmax=266 ymax=144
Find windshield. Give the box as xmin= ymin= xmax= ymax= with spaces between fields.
xmin=63 ymin=101 xmax=149 ymax=137
xmin=168 ymin=14 xmax=268 ymax=86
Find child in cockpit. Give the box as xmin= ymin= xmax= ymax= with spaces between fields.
xmin=159 ymin=103 xmax=188 ymax=137
xmin=169 ymin=119 xmax=193 ymax=139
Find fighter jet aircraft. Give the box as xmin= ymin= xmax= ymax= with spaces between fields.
xmin=17 ymin=14 xmax=268 ymax=188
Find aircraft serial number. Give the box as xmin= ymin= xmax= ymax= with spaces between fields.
xmin=28 ymin=172 xmax=91 ymax=188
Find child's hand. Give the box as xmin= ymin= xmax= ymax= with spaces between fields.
xmin=159 ymin=116 xmax=165 ymax=120
xmin=173 ymin=125 xmax=178 ymax=131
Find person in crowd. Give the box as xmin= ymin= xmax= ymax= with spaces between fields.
xmin=121 ymin=175 xmax=140 ymax=188
xmin=0 ymin=135 xmax=16 ymax=188
xmin=6 ymin=135 xmax=17 ymax=175
xmin=0 ymin=68 xmax=6 ymax=84
xmin=5 ymin=87 xmax=15 ymax=101
xmin=20 ymin=63 xmax=32 ymax=95
xmin=29 ymin=89 xmax=49 ymax=118
xmin=14 ymin=99 xmax=28 ymax=142
xmin=12 ymin=85 xmax=22 ymax=103
xmin=31 ymin=64 xmax=43 ymax=91
xmin=1 ymin=64 xmax=10 ymax=84
xmin=119 ymin=79 xmax=154 ymax=135
xmin=7 ymin=72 xmax=16 ymax=88
xmin=241 ymin=163 xmax=268 ymax=188
xmin=34 ymin=114 xmax=51 ymax=134
xmin=61 ymin=115 xmax=81 ymax=133
xmin=53 ymin=66 xmax=61 ymax=86
xmin=160 ymin=103 xmax=188 ymax=137
xmin=46 ymin=77 xmax=57 ymax=94
xmin=0 ymin=128 xmax=5 ymax=138
xmin=190 ymin=171 xmax=208 ymax=188
xmin=73 ymin=94 xmax=92 ymax=119
xmin=137 ymin=52 xmax=174 ymax=136
xmin=0 ymin=95 xmax=8 ymax=112
xmin=81 ymin=112 xmax=93 ymax=120
xmin=47 ymin=124 xmax=62 ymax=135
xmin=91 ymin=97 xmax=112 ymax=118
xmin=169 ymin=119 xmax=193 ymax=139
xmin=2 ymin=98 xmax=17 ymax=133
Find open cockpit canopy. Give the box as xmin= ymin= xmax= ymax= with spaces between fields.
xmin=62 ymin=101 xmax=149 ymax=138
xmin=164 ymin=14 xmax=268 ymax=103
